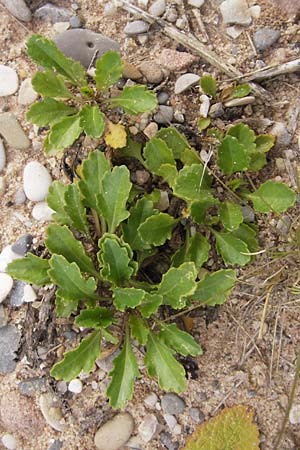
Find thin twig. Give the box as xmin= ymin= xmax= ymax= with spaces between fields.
xmin=192 ymin=8 xmax=209 ymax=43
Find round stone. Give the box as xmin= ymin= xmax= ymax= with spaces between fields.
xmin=18 ymin=78 xmax=38 ymax=105
xmin=1 ymin=434 xmax=17 ymax=450
xmin=124 ymin=20 xmax=150 ymax=35
xmin=3 ymin=0 xmax=31 ymax=22
xmin=0 ymin=66 xmax=18 ymax=97
xmin=94 ymin=413 xmax=134 ymax=450
xmin=174 ymin=73 xmax=200 ymax=94
xmin=23 ymin=162 xmax=52 ymax=202
xmin=161 ymin=393 xmax=186 ymax=415
xmin=289 ymin=405 xmax=300 ymax=424
xmin=153 ymin=105 xmax=173 ymax=124
xmin=0 ymin=138 xmax=6 ymax=172
xmin=23 ymin=285 xmax=37 ymax=303
xmin=0 ymin=273 xmax=14 ymax=303
xmin=149 ymin=0 xmax=166 ymax=17
xmin=32 ymin=202 xmax=54 ymax=221
xmin=68 ymin=379 xmax=83 ymax=394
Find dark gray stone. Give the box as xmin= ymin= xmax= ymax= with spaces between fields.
xmin=160 ymin=432 xmax=179 ymax=450
xmin=3 ymin=0 xmax=32 ymax=22
xmin=253 ymin=28 xmax=281 ymax=52
xmin=189 ymin=407 xmax=205 ymax=424
xmin=54 ymin=29 xmax=120 ymax=68
xmin=18 ymin=378 xmax=47 ymax=396
xmin=124 ymin=20 xmax=150 ymax=35
xmin=0 ymin=305 xmax=8 ymax=328
xmin=69 ymin=15 xmax=82 ymax=28
xmin=0 ymin=325 xmax=21 ymax=374
xmin=34 ymin=3 xmax=72 ymax=23
xmin=48 ymin=440 xmax=64 ymax=450
xmin=9 ymin=280 xmax=26 ymax=307
xmin=153 ymin=105 xmax=173 ymax=124
xmin=161 ymin=393 xmax=186 ymax=415
xmin=157 ymin=92 xmax=169 ymax=105
xmin=11 ymin=234 xmax=33 ymax=256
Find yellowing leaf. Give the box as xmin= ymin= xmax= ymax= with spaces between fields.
xmin=183 ymin=405 xmax=260 ymax=450
xmin=104 ymin=122 xmax=127 ymax=149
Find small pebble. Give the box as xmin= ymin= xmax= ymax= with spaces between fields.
xmin=39 ymin=393 xmax=66 ymax=432
xmin=220 ymin=0 xmax=252 ymax=26
xmin=0 ymin=245 xmax=22 ymax=272
xmin=199 ymin=94 xmax=210 ymax=118
xmin=224 ymin=96 xmax=255 ymax=107
xmin=48 ymin=440 xmax=64 ymax=450
xmin=18 ymin=78 xmax=38 ymax=105
xmin=160 ymin=432 xmax=179 ymax=450
xmin=3 ymin=0 xmax=32 ymax=21
xmin=144 ymin=122 xmax=158 ymax=139
xmin=176 ymin=17 xmax=188 ymax=30
xmin=154 ymin=105 xmax=173 ymax=124
xmin=0 ymin=66 xmax=18 ymax=97
xmin=9 ymin=281 xmax=26 ymax=307
xmin=226 ymin=26 xmax=244 ymax=39
xmin=276 ymin=215 xmax=291 ymax=235
xmin=139 ymin=61 xmax=164 ymax=84
xmin=135 ymin=170 xmax=150 ymax=185
xmin=68 ymin=379 xmax=83 ymax=394
xmin=123 ymin=61 xmax=143 ymax=81
xmin=163 ymin=414 xmax=177 ymax=431
xmin=124 ymin=20 xmax=150 ymax=35
xmin=94 ymin=413 xmax=134 ymax=450
xmin=0 ymin=139 xmax=6 ymax=172
xmin=157 ymin=190 xmax=169 ymax=211
xmin=270 ymin=122 xmax=292 ymax=146
xmin=23 ymin=162 xmax=52 ymax=202
xmin=157 ymin=49 xmax=198 ymax=72
xmin=137 ymin=34 xmax=149 ymax=45
xmin=161 ymin=393 xmax=186 ymax=415
xmin=32 ymin=202 xmax=54 ymax=221
xmin=144 ymin=393 xmax=158 ymax=408
xmin=69 ymin=15 xmax=82 ymax=28
xmin=249 ymin=5 xmax=261 ymax=18
xmin=253 ymin=28 xmax=280 ymax=52
xmin=1 ymin=434 xmax=17 ymax=450
xmin=157 ymin=92 xmax=169 ymax=104
xmin=0 ymin=113 xmax=30 ymax=149
xmin=149 ymin=0 xmax=166 ymax=16
xmin=209 ymin=102 xmax=224 ymax=118
xmin=53 ymin=21 xmax=70 ymax=33
xmin=138 ymin=414 xmax=159 ymax=443
xmin=174 ymin=73 xmax=200 ymax=94
xmin=188 ymin=0 xmax=205 ymax=6
xmin=34 ymin=4 xmax=72 ymax=23
xmin=15 ymin=188 xmax=26 ymax=205
xmin=56 ymin=380 xmax=68 ymax=394
xmin=289 ymin=405 xmax=300 ymax=424
xmin=11 ymin=234 xmax=33 ymax=255
xmin=173 ymin=111 xmax=185 ymax=123
xmin=23 ymin=285 xmax=37 ymax=303
xmin=0 ymin=273 xmax=14 ymax=303
xmin=189 ymin=407 xmax=205 ymax=424
xmin=241 ymin=206 xmax=255 ymax=222
xmin=103 ymin=2 xmax=117 ymax=16
xmin=165 ymin=8 xmax=178 ymax=23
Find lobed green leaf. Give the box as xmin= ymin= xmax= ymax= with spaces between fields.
xmin=49 ymin=114 xmax=82 ymax=150
xmin=31 ymin=70 xmax=73 ymax=99
xmin=95 ymin=51 xmax=123 ymax=92
xmin=159 ymin=323 xmax=202 ymax=357
xmin=213 ymin=230 xmax=251 ymax=266
xmin=219 ymin=201 xmax=243 ymax=231
xmin=75 ymin=307 xmax=115 ymax=329
xmin=113 ymin=287 xmax=145 ymax=312
xmin=138 ymin=213 xmax=177 ymax=246
xmin=249 ymin=180 xmax=296 ymax=213
xmin=79 ymin=105 xmax=105 ymax=138
xmin=26 ymin=98 xmax=76 ymax=127
xmin=158 ymin=262 xmax=197 ymax=309
xmin=6 ymin=253 xmax=51 ymax=286
xmin=191 ymin=269 xmax=236 ymax=305
xmin=110 ymin=85 xmax=158 ymax=115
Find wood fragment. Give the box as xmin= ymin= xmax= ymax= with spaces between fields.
xmin=239 ymin=59 xmax=300 ymax=81
xmin=192 ymin=8 xmax=209 ymax=43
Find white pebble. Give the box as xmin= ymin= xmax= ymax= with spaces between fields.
xmin=0 ymin=245 xmax=22 ymax=272
xmin=149 ymin=0 xmax=166 ymax=17
xmin=68 ymin=379 xmax=83 ymax=394
xmin=188 ymin=0 xmax=205 ymax=6
xmin=18 ymin=78 xmax=38 ymax=105
xmin=249 ymin=5 xmax=261 ymax=19
xmin=289 ymin=405 xmax=300 ymax=424
xmin=32 ymin=202 xmax=54 ymax=222
xmin=144 ymin=393 xmax=158 ymax=408
xmin=1 ymin=434 xmax=17 ymax=450
xmin=23 ymin=284 xmax=37 ymax=303
xmin=163 ymin=413 xmax=177 ymax=431
xmin=0 ymin=273 xmax=14 ymax=303
xmin=199 ymin=94 xmax=210 ymax=118
xmin=23 ymin=161 xmax=52 ymax=201
xmin=174 ymin=73 xmax=200 ymax=94
xmin=0 ymin=65 xmax=18 ymax=97
xmin=0 ymin=138 xmax=6 ymax=172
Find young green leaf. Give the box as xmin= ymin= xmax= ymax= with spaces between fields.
xmin=95 ymin=51 xmax=123 ymax=92
xmin=123 ymin=198 xmax=157 ymax=251
xmin=219 ymin=201 xmax=243 ymax=231
xmin=31 ymin=70 xmax=73 ymax=98
xmin=138 ymin=213 xmax=177 ymax=246
xmin=98 ymin=233 xmax=136 ymax=285
xmin=227 ymin=123 xmax=256 ymax=153
xmin=102 ymin=329 xmax=119 ymax=345
xmin=173 ymin=164 xmax=212 ymax=202
xmin=200 ymin=75 xmax=217 ymax=97
xmin=129 ymin=315 xmax=149 ymax=345
xmin=51 ymin=330 xmax=101 ymax=381
xmin=217 ymin=135 xmax=249 ymax=175
xmin=113 ymin=287 xmax=145 ymax=311
xmin=79 ymin=105 xmax=105 ymax=138
xmin=49 ymin=114 xmax=82 ymax=150
xmin=64 ymin=183 xmax=90 ymax=237
xmin=79 ymin=150 xmax=110 ymax=211
xmin=6 ymin=253 xmax=51 ymax=286
xmin=107 ymin=329 xmax=140 ymax=409
xmin=190 ymin=197 xmax=220 ymax=224
xmin=159 ymin=323 xmax=202 ymax=357
xmin=181 ymin=147 xmax=202 ymax=166
xmin=198 ymin=117 xmax=211 ymax=131
xmin=97 ymin=165 xmax=131 ymax=233
xmin=109 ymin=85 xmax=157 ymax=115
xmin=117 ymin=137 xmax=144 ymax=163
xmin=56 ymin=295 xmax=78 ymax=317
xmin=255 ymin=134 xmax=275 ymax=153
xmin=47 ymin=181 xmax=71 ymax=225
xmin=45 ymin=224 xmax=97 ymax=276
xmin=231 ymin=83 xmax=252 ymax=98
xmin=158 ymin=262 xmax=197 ymax=309
xmin=138 ymin=293 xmax=163 ymax=318
xmin=74 ymin=307 xmax=115 ymax=329
xmin=191 ymin=269 xmax=236 ymax=305
xmin=213 ymin=230 xmax=251 ymax=266
xmin=172 ymin=233 xmax=210 ymax=270
xmin=248 ymin=151 xmax=267 ymax=171
xmin=26 ymin=98 xmax=76 ymax=127
xmin=143 ymin=138 xmax=176 ymax=175
xmin=145 ymin=332 xmax=186 ymax=392
xmin=156 ymin=127 xmax=192 ymax=159
xmin=48 ymin=254 xmax=97 ymax=301
xmin=249 ymin=180 xmax=296 ymax=213
xmin=27 ymin=34 xmax=87 ymax=86
xmin=232 ymin=223 xmax=258 ymax=253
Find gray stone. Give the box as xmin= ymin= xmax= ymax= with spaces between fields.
xmin=55 ymin=29 xmax=120 ymax=68
xmin=69 ymin=15 xmax=82 ymax=28
xmin=174 ymin=73 xmax=200 ymax=94
xmin=0 ymin=65 xmax=18 ymax=97
xmin=0 ymin=305 xmax=8 ymax=328
xmin=124 ymin=20 xmax=150 ymax=35
xmin=0 ymin=138 xmax=6 ymax=172
xmin=18 ymin=78 xmax=37 ymax=105
xmin=189 ymin=407 xmax=205 ymax=424
xmin=11 ymin=234 xmax=33 ymax=256
xmin=48 ymin=441 xmax=64 ymax=450
xmin=0 ymin=113 xmax=30 ymax=149
xmin=157 ymin=92 xmax=169 ymax=104
xmin=138 ymin=414 xmax=159 ymax=443
xmin=209 ymin=102 xmax=224 ymax=118
xmin=277 ymin=215 xmax=291 ymax=235
xmin=0 ymin=325 xmax=21 ymax=374
xmin=220 ymin=0 xmax=252 ymax=26
xmin=154 ymin=105 xmax=173 ymax=124
xmin=241 ymin=206 xmax=255 ymax=222
xmin=23 ymin=161 xmax=52 ymax=202
xmin=15 ymin=188 xmax=26 ymax=205
xmin=270 ymin=122 xmax=292 ymax=146
xmin=9 ymin=280 xmax=26 ymax=307
xmin=18 ymin=378 xmax=47 ymax=396
xmin=149 ymin=0 xmax=166 ymax=17
xmin=3 ymin=0 xmax=31 ymax=21
xmin=160 ymin=432 xmax=179 ymax=450
xmin=94 ymin=413 xmax=134 ymax=450
xmin=161 ymin=393 xmax=186 ymax=415
xmin=34 ymin=3 xmax=72 ymax=23
xmin=253 ymin=28 xmax=280 ymax=52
